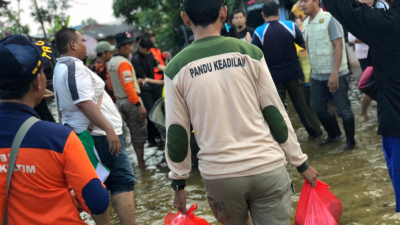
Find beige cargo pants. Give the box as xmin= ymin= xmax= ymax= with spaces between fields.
xmin=203 ymin=166 xmax=292 ymax=225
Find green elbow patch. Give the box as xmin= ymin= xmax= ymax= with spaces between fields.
xmin=262 ymin=106 xmax=288 ymax=144
xmin=167 ymin=124 xmax=189 ymax=163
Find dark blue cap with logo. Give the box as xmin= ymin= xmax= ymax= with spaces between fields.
xmin=0 ymin=35 xmax=54 ymax=90
xmin=115 ymin=32 xmax=134 ymax=48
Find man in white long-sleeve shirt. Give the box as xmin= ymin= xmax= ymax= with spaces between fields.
xmin=164 ymin=1 xmax=319 ymax=224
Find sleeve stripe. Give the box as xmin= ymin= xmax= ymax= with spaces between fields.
xmin=61 ymin=61 xmax=79 ymax=101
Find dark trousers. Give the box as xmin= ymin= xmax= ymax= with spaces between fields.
xmin=141 ymin=87 xmax=163 ymax=143
xmin=34 ymin=99 xmax=55 ymax=123
xmin=277 ymin=79 xmax=322 ymax=137
xmin=310 ymin=76 xmax=354 ymax=122
xmin=358 ymin=58 xmax=371 ymax=72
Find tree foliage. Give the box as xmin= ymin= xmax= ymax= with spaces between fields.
xmin=30 ymin=0 xmax=71 ymax=39
xmin=113 ymin=0 xmax=239 ymax=54
xmin=0 ymin=7 xmax=30 ymax=39
xmin=82 ymin=18 xmax=98 ymax=25
xmin=113 ymin=0 xmax=182 ymax=53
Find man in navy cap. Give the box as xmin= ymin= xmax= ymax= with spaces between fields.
xmin=108 ymin=32 xmax=149 ymax=168
xmin=0 ymin=35 xmax=110 ymax=224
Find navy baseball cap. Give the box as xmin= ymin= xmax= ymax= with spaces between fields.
xmin=0 ymin=35 xmax=54 ymax=91
xmin=115 ymin=32 xmax=134 ymax=48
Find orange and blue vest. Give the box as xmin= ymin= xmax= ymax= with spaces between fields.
xmin=0 ymin=102 xmax=109 ymax=225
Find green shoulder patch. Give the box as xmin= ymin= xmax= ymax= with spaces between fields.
xmin=167 ymin=124 xmax=189 ymax=163
xmin=262 ymin=106 xmax=288 ymax=144
xmin=165 ymin=36 xmax=263 ymax=80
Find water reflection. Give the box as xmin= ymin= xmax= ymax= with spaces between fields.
xmin=49 ymin=74 xmax=397 ymax=225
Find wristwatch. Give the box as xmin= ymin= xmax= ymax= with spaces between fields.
xmin=171 ymin=184 xmax=186 ymax=191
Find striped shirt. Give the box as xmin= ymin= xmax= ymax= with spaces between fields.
xmin=53 ymin=56 xmax=123 ymax=136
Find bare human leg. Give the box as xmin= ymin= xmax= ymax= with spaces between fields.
xmin=360 ymin=94 xmax=372 ymax=122
xmin=112 ymin=191 xmax=136 ymax=225
xmin=133 ymin=146 xmax=145 ymax=168
xmin=91 ymin=207 xmax=111 ymax=225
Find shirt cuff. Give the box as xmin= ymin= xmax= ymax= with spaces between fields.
xmin=296 ymin=161 xmax=309 ymax=173
xmin=171 ymin=179 xmax=186 ymax=186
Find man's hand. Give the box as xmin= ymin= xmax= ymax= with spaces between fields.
xmin=245 ymin=32 xmax=252 ymax=43
xmin=300 ymin=166 xmax=318 ymax=187
xmin=44 ymin=89 xmax=54 ymax=98
xmin=295 ymin=19 xmax=303 ymax=31
xmin=328 ymin=72 xmax=339 ymax=93
xmin=106 ymin=129 xmax=121 ymax=156
xmin=137 ymin=78 xmax=146 ymax=87
xmin=174 ymin=189 xmax=187 ymax=215
xmin=138 ymin=105 xmax=147 ymax=121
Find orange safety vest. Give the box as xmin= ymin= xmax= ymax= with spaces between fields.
xmin=151 ymin=48 xmax=165 ymax=80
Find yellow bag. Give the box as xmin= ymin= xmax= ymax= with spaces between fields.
xmin=296 ymin=44 xmax=311 ymax=85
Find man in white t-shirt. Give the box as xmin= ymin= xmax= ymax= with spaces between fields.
xmin=53 ymin=28 xmax=136 ymax=225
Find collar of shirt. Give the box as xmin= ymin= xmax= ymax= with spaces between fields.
xmin=56 ymin=56 xmax=83 ymax=64
xmin=310 ymin=9 xmax=324 ymax=24
xmin=0 ymin=102 xmax=40 ymax=119
xmin=136 ymin=51 xmax=149 ymax=59
xmin=114 ymin=54 xmax=129 ymax=60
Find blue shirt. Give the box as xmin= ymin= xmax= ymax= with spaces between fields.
xmin=251 ymin=20 xmax=305 ymax=85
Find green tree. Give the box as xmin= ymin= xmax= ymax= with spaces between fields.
xmin=82 ymin=17 xmax=98 ymax=25
xmin=113 ymin=0 xmax=238 ymax=54
xmin=0 ymin=7 xmax=30 ymax=39
xmin=31 ymin=0 xmax=50 ymax=39
xmin=113 ymin=0 xmax=181 ymax=53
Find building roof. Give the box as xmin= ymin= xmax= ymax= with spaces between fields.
xmin=82 ymin=23 xmax=135 ymax=40
xmin=0 ymin=0 xmax=9 ymax=8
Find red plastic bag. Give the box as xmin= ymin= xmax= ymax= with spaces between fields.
xmin=294 ymin=180 xmax=342 ymax=225
xmin=165 ymin=204 xmax=211 ymax=225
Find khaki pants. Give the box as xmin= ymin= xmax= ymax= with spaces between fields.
xmin=117 ymin=98 xmax=148 ymax=148
xmin=203 ymin=166 xmax=292 ymax=225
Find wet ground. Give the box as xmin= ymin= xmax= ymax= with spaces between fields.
xmin=50 ymin=49 xmax=399 ymax=224
xmin=105 ymin=75 xmax=397 ymax=224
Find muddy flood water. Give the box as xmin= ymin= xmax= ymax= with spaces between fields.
xmin=49 ymin=63 xmax=399 ymax=224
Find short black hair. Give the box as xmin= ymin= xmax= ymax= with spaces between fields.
xmin=183 ymin=0 xmax=225 ymax=27
xmin=136 ymin=36 xmax=142 ymax=44
xmin=55 ymin=28 xmax=78 ymax=54
xmin=262 ymin=1 xmax=279 ymax=18
xmin=139 ymin=38 xmax=153 ymax=49
xmin=230 ymin=9 xmax=246 ymax=22
xmin=0 ymin=82 xmax=31 ymax=100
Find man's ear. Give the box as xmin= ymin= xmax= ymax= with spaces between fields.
xmin=32 ymin=72 xmax=43 ymax=91
xmin=181 ymin=12 xmax=191 ymax=27
xmin=70 ymin=40 xmax=77 ymax=51
xmin=261 ymin=12 xmax=265 ymax=20
xmin=220 ymin=6 xmax=228 ymax=22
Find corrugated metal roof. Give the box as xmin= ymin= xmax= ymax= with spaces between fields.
xmin=83 ymin=23 xmax=136 ymax=40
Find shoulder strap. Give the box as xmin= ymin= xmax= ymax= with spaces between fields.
xmin=56 ymin=90 xmax=62 ymax=124
xmin=2 ymin=117 xmax=39 ymax=225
